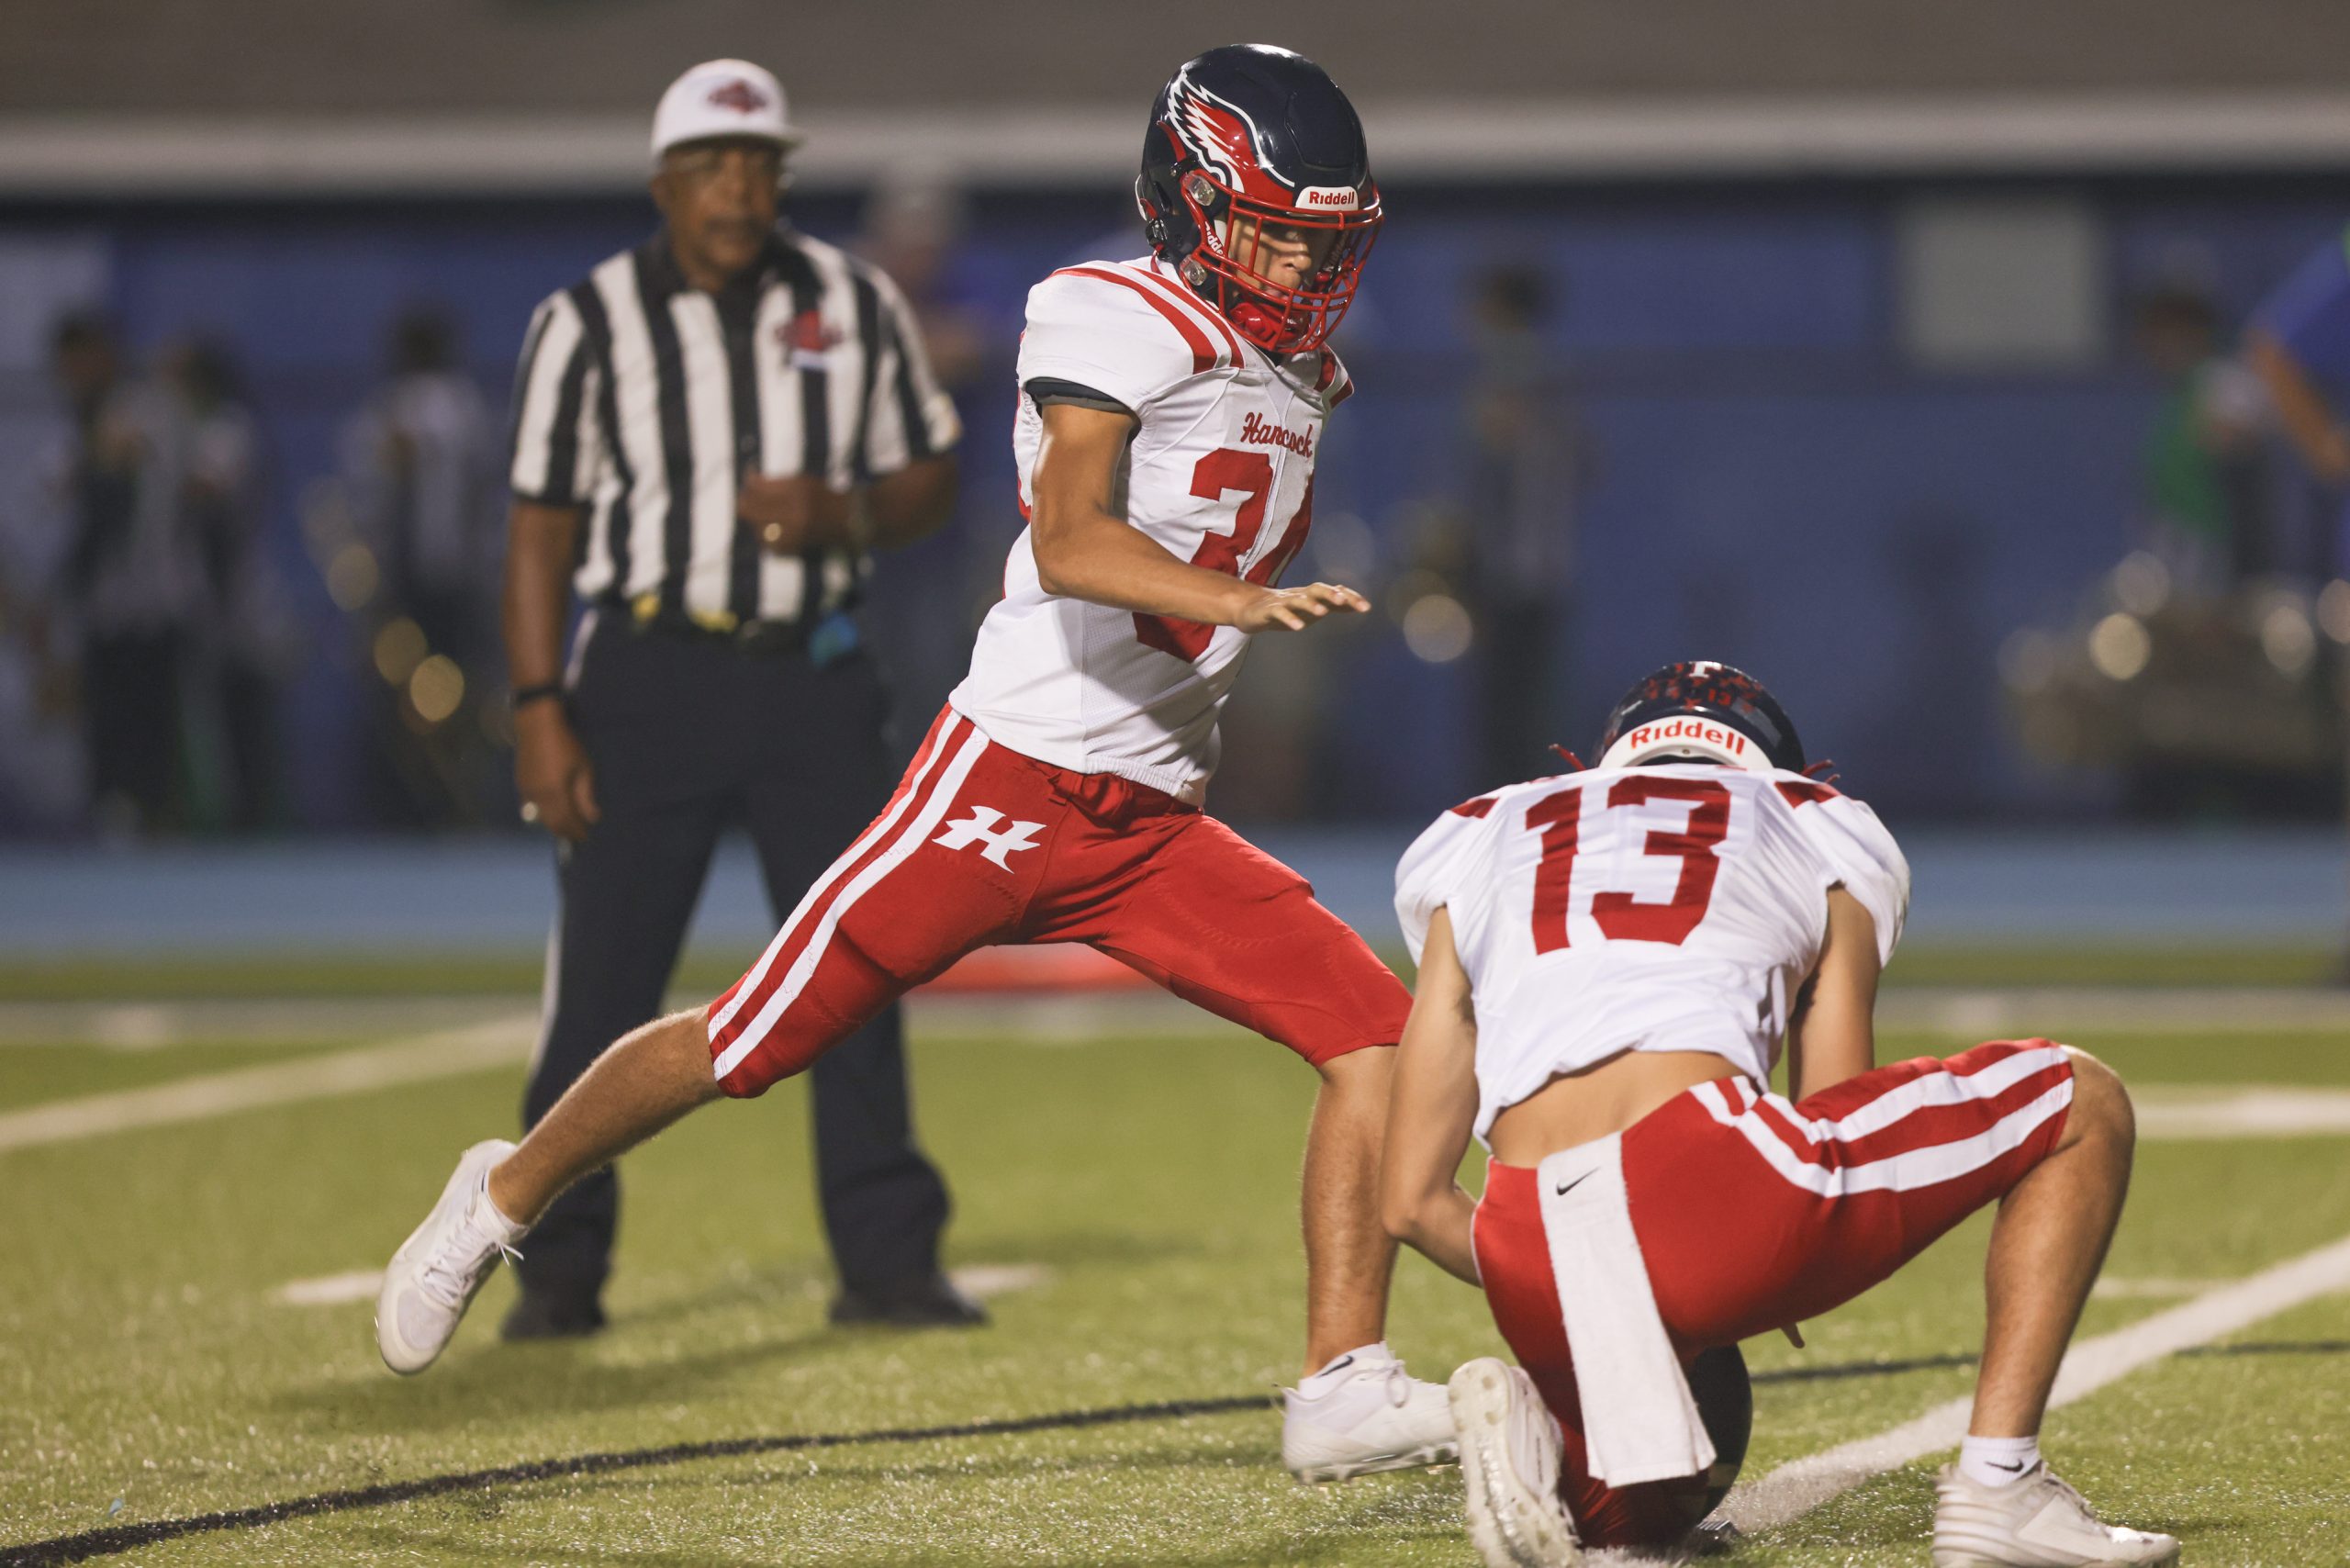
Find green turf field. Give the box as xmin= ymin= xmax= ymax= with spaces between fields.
xmin=3 ymin=998 xmax=2346 ymax=1565
xmin=0 ymin=938 xmax=2334 ymax=1002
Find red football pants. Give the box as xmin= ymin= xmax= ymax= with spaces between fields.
xmin=1472 ymin=1041 xmax=2076 ymax=1545
xmin=706 ymin=706 xmax=1412 ymax=1095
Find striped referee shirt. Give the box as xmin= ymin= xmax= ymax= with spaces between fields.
xmin=507 ymin=228 xmax=960 ymax=631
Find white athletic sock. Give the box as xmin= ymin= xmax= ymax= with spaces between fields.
xmin=476 ymin=1169 xmax=524 ymax=1237
xmin=1959 ymin=1434 xmax=2042 ymax=1489
xmin=1297 ymin=1341 xmax=1391 ymax=1398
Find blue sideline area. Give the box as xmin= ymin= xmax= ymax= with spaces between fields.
xmin=0 ymin=826 xmax=2338 ymax=959
xmin=6 ymin=182 xmax=2349 ymax=831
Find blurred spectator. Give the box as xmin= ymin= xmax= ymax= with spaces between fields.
xmin=852 ymin=171 xmax=1009 ymax=731
xmin=0 ymin=515 xmax=83 ymax=834
xmin=334 ymin=308 xmax=505 ymax=825
xmin=2132 ymin=280 xmax=2268 ymax=591
xmin=1459 ymin=264 xmax=1583 ymax=783
xmin=2247 ymin=225 xmax=2350 ymax=578
xmin=51 ymin=311 xmax=203 ymax=836
xmin=0 ymin=343 xmax=83 ymax=831
xmin=168 ymin=337 xmax=295 ymax=832
xmin=856 ymin=168 xmax=988 ymax=395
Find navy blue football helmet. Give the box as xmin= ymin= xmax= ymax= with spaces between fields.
xmin=1136 ymin=44 xmax=1382 ymax=354
xmin=1595 ymin=661 xmax=1807 ymax=775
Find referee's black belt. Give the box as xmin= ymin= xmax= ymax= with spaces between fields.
xmin=621 ymin=598 xmax=860 ymax=663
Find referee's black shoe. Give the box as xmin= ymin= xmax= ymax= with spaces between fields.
xmin=500 ymin=1286 xmax=607 ymax=1341
xmin=829 ymin=1271 xmax=988 ymax=1328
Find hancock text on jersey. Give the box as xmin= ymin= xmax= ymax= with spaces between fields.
xmin=1238 ymin=411 xmax=1314 ymax=456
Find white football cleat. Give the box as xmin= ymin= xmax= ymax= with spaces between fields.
xmin=376 ymin=1140 xmax=525 ymax=1375
xmin=1449 ymin=1358 xmax=1580 ymax=1567
xmin=1933 ymin=1462 xmax=2179 ymax=1567
xmin=1281 ymin=1347 xmax=1459 ymax=1482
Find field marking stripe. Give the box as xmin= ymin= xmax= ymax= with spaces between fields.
xmin=0 ymin=1017 xmax=534 ymax=1154
xmin=269 ymin=1260 xmax=1056 ymax=1310
xmin=2136 ymin=1088 xmax=2350 ymax=1139
xmin=7 ymin=1339 xmax=2348 ymax=1565
xmin=0 ymin=1395 xmax=1270 ymax=1566
xmin=1717 ymin=1227 xmax=2350 ymax=1535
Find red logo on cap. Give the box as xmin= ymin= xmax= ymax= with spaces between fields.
xmin=707 ymin=79 xmax=769 ymax=115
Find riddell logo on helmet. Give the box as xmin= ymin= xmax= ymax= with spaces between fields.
xmin=1627 ymin=718 xmax=1744 ymax=756
xmin=1297 ymin=186 xmax=1359 ymax=209
xmin=707 ymin=80 xmax=769 ymax=114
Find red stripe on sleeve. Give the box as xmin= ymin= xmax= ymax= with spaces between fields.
xmin=1131 ymin=262 xmax=1249 ymax=364
xmin=1060 ymin=265 xmax=1216 ymax=375
xmin=1775 ymin=779 xmax=1841 ymax=808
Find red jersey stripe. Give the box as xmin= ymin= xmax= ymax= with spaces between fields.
xmin=1134 ymin=260 xmax=1249 ymax=364
xmin=1059 ymin=265 xmax=1217 ymax=375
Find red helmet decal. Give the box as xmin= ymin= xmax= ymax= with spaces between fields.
xmin=1168 ymin=76 xmax=1291 ymax=204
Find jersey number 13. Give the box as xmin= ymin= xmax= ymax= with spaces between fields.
xmin=1524 ymin=777 xmax=1732 ymax=952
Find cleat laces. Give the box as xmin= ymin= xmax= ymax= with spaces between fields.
xmin=417 ymin=1193 xmax=521 ymax=1312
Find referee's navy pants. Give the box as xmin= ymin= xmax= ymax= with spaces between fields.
xmin=518 ymin=618 xmax=951 ymax=1302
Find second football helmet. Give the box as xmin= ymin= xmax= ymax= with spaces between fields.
xmin=1136 ymin=44 xmax=1383 ymax=355
xmin=1594 ymin=661 xmax=1807 ymax=775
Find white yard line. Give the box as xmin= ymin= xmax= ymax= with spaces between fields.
xmin=273 ymin=1269 xmax=386 ymax=1306
xmin=1877 ymin=986 xmax=2350 ymax=1036
xmin=1709 ymin=1229 xmax=2350 ymax=1540
xmin=270 ymin=1260 xmax=1053 ymax=1310
xmin=7 ymin=1000 xmax=2343 ymax=1162
xmin=0 ymin=1015 xmax=534 ymax=1154
xmin=949 ymin=1262 xmax=1055 ymax=1301
xmin=0 ymin=997 xmax=526 ymax=1049
xmin=2136 ymin=1086 xmax=2350 ymax=1139
xmin=6 ymin=984 xmax=2347 ymax=1052
xmin=2088 ymin=1276 xmax=2213 ymax=1300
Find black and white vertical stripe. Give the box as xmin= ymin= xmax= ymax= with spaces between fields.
xmin=507 ymin=230 xmax=960 ymax=627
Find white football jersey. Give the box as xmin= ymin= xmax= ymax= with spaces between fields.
xmin=946 ymin=256 xmax=1351 ymax=804
xmin=1394 ymin=764 xmax=1910 ymax=1143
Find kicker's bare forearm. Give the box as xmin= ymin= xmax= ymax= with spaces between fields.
xmin=1027 ymin=399 xmax=1259 ymax=622
xmin=502 ymin=499 xmax=583 ymax=690
xmin=1032 ymin=505 xmax=1259 ymax=622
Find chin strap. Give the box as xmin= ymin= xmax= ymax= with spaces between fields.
xmin=1802 ymin=758 xmax=1841 ymax=785
xmin=1549 ymin=744 xmax=1587 ymax=772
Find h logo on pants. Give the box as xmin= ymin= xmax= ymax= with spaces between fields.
xmin=933 ymin=805 xmax=1046 ymax=870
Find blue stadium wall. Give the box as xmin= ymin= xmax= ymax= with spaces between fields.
xmin=2 ymin=176 xmax=2342 ymax=829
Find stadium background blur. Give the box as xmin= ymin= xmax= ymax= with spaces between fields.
xmin=3 ymin=0 xmax=2348 ymax=951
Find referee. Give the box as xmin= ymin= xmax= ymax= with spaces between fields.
xmin=499 ymin=58 xmax=974 ymax=1337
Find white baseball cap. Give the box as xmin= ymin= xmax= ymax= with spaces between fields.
xmin=651 ymin=60 xmax=800 ymax=160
